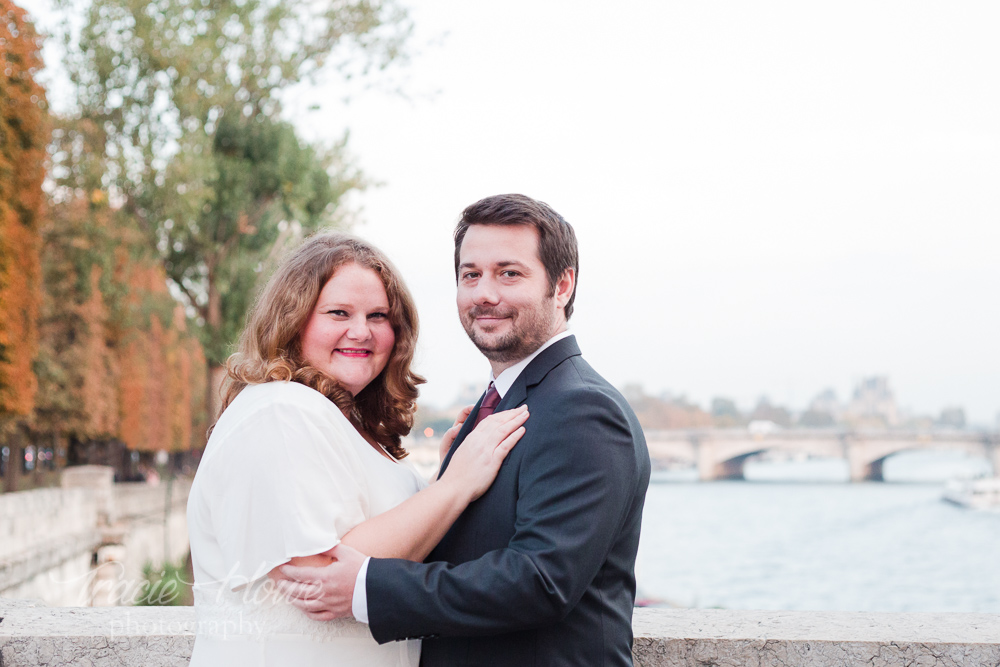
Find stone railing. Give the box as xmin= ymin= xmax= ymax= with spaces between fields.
xmin=1 ymin=467 xmax=191 ymax=606
xmin=1 ymin=599 xmax=997 ymax=666
xmin=114 ymin=479 xmax=191 ymax=522
xmin=0 ymin=484 xmax=103 ymax=606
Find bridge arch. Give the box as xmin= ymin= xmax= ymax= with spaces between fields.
xmin=644 ymin=430 xmax=999 ymax=483
xmin=845 ymin=437 xmax=994 ymax=482
xmin=695 ymin=435 xmax=844 ymax=481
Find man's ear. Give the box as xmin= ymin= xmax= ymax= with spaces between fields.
xmin=554 ymin=268 xmax=575 ymax=310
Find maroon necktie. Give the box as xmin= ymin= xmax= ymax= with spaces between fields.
xmin=473 ymin=382 xmax=501 ymax=428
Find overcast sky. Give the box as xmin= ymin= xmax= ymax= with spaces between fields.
xmin=26 ymin=1 xmax=1000 ymax=423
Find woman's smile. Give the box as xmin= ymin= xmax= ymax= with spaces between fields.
xmin=336 ymin=348 xmax=374 ymax=357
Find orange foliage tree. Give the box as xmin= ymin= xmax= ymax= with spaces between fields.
xmin=0 ymin=3 xmax=207 ymax=470
xmin=114 ymin=254 xmax=206 ymax=453
xmin=33 ymin=195 xmax=208 ymax=454
xmin=622 ymin=384 xmax=714 ymax=430
xmin=32 ymin=198 xmax=120 ymax=440
xmin=0 ymin=1 xmax=46 ymax=421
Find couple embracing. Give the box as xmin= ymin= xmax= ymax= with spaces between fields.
xmin=186 ymin=194 xmax=651 ymax=667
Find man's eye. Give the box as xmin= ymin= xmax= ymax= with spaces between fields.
xmin=462 ymin=272 xmax=480 ymax=280
xmin=501 ymin=270 xmax=520 ymax=278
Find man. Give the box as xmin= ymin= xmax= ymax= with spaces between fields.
xmin=281 ymin=194 xmax=650 ymax=666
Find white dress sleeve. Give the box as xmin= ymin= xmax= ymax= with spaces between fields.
xmin=210 ymin=395 xmax=370 ymax=590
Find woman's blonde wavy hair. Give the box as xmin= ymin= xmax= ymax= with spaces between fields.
xmin=218 ymin=232 xmax=424 ymax=459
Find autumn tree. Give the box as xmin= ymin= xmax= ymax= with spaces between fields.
xmin=31 ymin=197 xmax=120 ymax=442
xmin=32 ymin=189 xmax=208 ymax=457
xmin=710 ymin=397 xmax=745 ymax=428
xmin=621 ymin=384 xmax=713 ymax=430
xmin=52 ymin=0 xmax=410 ymax=418
xmin=114 ymin=255 xmax=207 ymax=453
xmin=0 ymin=1 xmax=46 ymax=423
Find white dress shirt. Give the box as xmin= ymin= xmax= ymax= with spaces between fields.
xmin=351 ymin=330 xmax=573 ymax=623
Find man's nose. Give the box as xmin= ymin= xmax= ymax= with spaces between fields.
xmin=472 ymin=276 xmax=499 ymax=305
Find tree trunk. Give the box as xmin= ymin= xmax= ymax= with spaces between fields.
xmin=205 ymin=279 xmax=225 ymax=423
xmin=7 ymin=433 xmax=23 ymax=493
xmin=207 ymin=363 xmax=227 ymax=423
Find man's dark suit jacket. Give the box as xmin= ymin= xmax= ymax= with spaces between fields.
xmin=366 ymin=335 xmax=650 ymax=667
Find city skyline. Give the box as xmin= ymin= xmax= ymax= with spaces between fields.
xmin=422 ymin=373 xmax=995 ymax=431
xmin=22 ymin=0 xmax=1000 ymax=422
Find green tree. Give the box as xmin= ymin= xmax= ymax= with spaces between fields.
xmin=750 ymin=396 xmax=792 ymax=428
xmin=710 ymin=397 xmax=744 ymax=428
xmin=51 ymin=0 xmax=410 ymax=417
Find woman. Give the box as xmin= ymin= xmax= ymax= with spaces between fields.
xmin=186 ymin=233 xmax=528 ymax=666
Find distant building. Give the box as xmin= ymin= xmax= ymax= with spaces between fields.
xmin=808 ymin=388 xmax=842 ymax=418
xmin=937 ymin=407 xmax=967 ymax=430
xmin=845 ymin=376 xmax=899 ymax=428
xmin=799 ymin=388 xmax=841 ymax=427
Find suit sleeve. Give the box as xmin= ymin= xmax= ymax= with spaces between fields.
xmin=366 ymin=387 xmax=639 ymax=641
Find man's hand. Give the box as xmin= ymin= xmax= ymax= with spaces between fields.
xmin=275 ymin=543 xmax=367 ymax=621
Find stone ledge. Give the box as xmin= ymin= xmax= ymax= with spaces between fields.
xmin=1 ymin=600 xmax=998 ymax=666
xmin=632 ymin=609 xmax=1000 ymax=666
xmin=0 ymin=600 xmax=195 ymax=667
xmin=0 ymin=532 xmax=103 ymax=593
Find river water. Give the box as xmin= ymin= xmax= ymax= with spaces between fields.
xmin=635 ymin=451 xmax=1000 ymax=612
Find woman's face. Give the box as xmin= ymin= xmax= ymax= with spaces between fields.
xmin=299 ymin=262 xmax=396 ymax=396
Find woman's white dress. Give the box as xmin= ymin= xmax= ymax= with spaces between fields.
xmin=186 ymin=381 xmax=427 ymax=667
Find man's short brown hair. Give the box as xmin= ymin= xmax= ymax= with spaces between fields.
xmin=454 ymin=194 xmax=579 ymax=319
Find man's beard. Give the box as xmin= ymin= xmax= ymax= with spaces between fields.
xmin=461 ymin=301 xmax=556 ymax=364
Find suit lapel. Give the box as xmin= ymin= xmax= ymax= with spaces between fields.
xmin=437 ymin=336 xmax=582 ymax=478
xmin=437 ymin=391 xmax=486 ymax=478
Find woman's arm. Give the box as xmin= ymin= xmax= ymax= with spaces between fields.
xmin=269 ymin=482 xmax=470 ymax=581
xmin=341 ymin=405 xmax=526 ymax=561
xmin=339 ymin=472 xmax=475 ymax=561
xmin=267 ymin=405 xmax=527 ymax=582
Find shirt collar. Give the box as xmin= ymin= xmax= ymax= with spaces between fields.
xmin=490 ymin=330 xmax=573 ymax=398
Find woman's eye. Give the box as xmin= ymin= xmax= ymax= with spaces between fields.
xmin=326 ymin=310 xmax=348 ymax=317
xmin=368 ymin=312 xmax=389 ymax=320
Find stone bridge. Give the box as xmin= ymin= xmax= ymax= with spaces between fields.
xmin=645 ymin=429 xmax=1000 ymax=481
